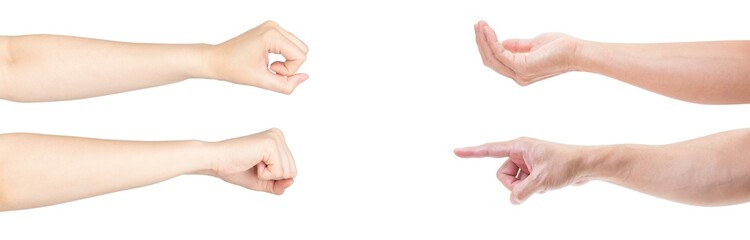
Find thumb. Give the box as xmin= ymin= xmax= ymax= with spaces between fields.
xmin=258 ymin=72 xmax=305 ymax=95
xmin=273 ymin=178 xmax=295 ymax=195
xmin=510 ymin=176 xmax=539 ymax=205
xmin=258 ymin=178 xmax=294 ymax=195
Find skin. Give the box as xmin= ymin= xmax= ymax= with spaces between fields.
xmin=0 ymin=20 xmax=308 ymax=102
xmin=473 ymin=20 xmax=750 ymax=104
xmin=0 ymin=21 xmax=307 ymax=211
xmin=0 ymin=128 xmax=297 ymax=211
xmin=464 ymin=21 xmax=750 ymax=206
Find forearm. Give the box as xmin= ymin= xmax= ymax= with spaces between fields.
xmin=0 ymin=35 xmax=214 ymax=102
xmin=588 ymin=129 xmax=750 ymax=206
xmin=0 ymin=133 xmax=214 ymax=211
xmin=574 ymin=41 xmax=750 ymax=104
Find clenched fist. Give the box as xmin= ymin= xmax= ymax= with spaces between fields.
xmin=207 ymin=128 xmax=298 ymax=195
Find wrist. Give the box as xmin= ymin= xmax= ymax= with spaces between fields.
xmin=580 ymin=145 xmax=643 ymax=183
xmin=182 ymin=140 xmax=217 ymax=176
xmin=569 ymin=39 xmax=601 ymax=73
xmin=181 ymin=43 xmax=218 ymax=80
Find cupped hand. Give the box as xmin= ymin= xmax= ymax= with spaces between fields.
xmin=209 ymin=128 xmax=297 ymax=195
xmin=208 ymin=21 xmax=309 ymax=94
xmin=455 ymin=137 xmax=590 ymax=204
xmin=475 ymin=21 xmax=580 ymax=86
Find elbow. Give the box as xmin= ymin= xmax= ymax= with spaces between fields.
xmin=0 ymin=84 xmax=26 ymax=103
xmin=0 ymin=172 xmax=6 ymax=212
xmin=0 ymin=188 xmax=10 ymax=212
xmin=0 ymin=36 xmax=30 ymax=103
xmin=0 ymin=135 xmax=8 ymax=211
xmin=0 ymin=86 xmax=35 ymax=103
xmin=0 ymin=36 xmax=8 ymax=102
xmin=0 ymin=76 xmax=35 ymax=103
xmin=0 ymin=134 xmax=19 ymax=212
xmin=0 ymin=187 xmax=21 ymax=212
xmin=0 ymin=184 xmax=6 ymax=212
xmin=0 ymin=75 xmax=42 ymax=103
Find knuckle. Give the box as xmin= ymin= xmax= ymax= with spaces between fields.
xmin=258 ymin=135 xmax=278 ymax=149
xmin=267 ymin=127 xmax=282 ymax=135
xmin=297 ymin=54 xmax=307 ymax=62
xmin=259 ymin=28 xmax=280 ymax=38
xmin=268 ymin=128 xmax=287 ymax=141
xmin=514 ymin=75 xmax=532 ymax=86
xmin=262 ymin=20 xmax=279 ymax=28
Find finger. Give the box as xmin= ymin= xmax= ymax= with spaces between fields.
xmin=516 ymin=170 xmax=530 ymax=181
xmin=454 ymin=144 xmax=497 ymax=158
xmin=474 ymin=23 xmax=499 ymax=65
xmin=267 ymin=34 xmax=307 ymax=76
xmin=286 ymin=73 xmax=309 ymax=86
xmin=276 ymin=26 xmax=309 ymax=54
xmin=502 ymin=38 xmax=534 ymax=53
xmin=483 ymin=26 xmax=519 ymax=71
xmin=251 ymin=179 xmax=276 ymax=194
xmin=510 ymin=176 xmax=539 ymax=205
xmin=271 ymin=127 xmax=295 ymax=179
xmin=475 ymin=22 xmax=492 ymax=66
xmin=509 ymin=151 xmax=532 ymax=174
xmin=573 ymin=179 xmax=589 ymax=186
xmin=257 ymin=159 xmax=284 ymax=180
xmin=475 ymin=22 xmax=505 ymax=72
xmin=496 ymin=159 xmax=520 ymax=190
xmin=277 ymin=139 xmax=294 ymax=179
xmin=256 ymin=161 xmax=272 ymax=180
xmin=479 ymin=25 xmax=516 ymax=78
xmin=282 ymin=142 xmax=298 ymax=178
xmin=270 ymin=62 xmax=311 ymax=85
xmin=256 ymin=72 xmax=305 ymax=94
xmin=454 ymin=140 xmax=520 ymax=158
xmin=272 ymin=179 xmax=295 ymax=195
xmin=269 ymin=61 xmax=294 ymax=76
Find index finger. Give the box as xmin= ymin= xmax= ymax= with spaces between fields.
xmin=277 ymin=26 xmax=309 ymax=54
xmin=454 ymin=141 xmax=513 ymax=158
xmin=267 ymin=33 xmax=307 ymax=75
xmin=257 ymin=160 xmax=286 ymax=180
xmin=475 ymin=22 xmax=516 ymax=78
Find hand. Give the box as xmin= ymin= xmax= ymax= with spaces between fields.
xmin=475 ymin=21 xmax=579 ymax=86
xmin=208 ymin=21 xmax=309 ymax=94
xmin=208 ymin=128 xmax=298 ymax=195
xmin=455 ymin=137 xmax=590 ymax=204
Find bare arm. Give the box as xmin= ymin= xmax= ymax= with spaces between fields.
xmin=576 ymin=41 xmax=750 ymax=104
xmin=455 ymin=128 xmax=750 ymax=206
xmin=0 ymin=21 xmax=308 ymax=102
xmin=475 ymin=21 xmax=750 ymax=104
xmin=0 ymin=128 xmax=297 ymax=211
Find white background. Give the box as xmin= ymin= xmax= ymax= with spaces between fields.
xmin=1 ymin=0 xmax=749 ymax=239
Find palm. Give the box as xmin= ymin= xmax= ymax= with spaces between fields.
xmin=526 ymin=34 xmax=572 ymax=70
xmin=475 ymin=21 xmax=578 ymax=85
